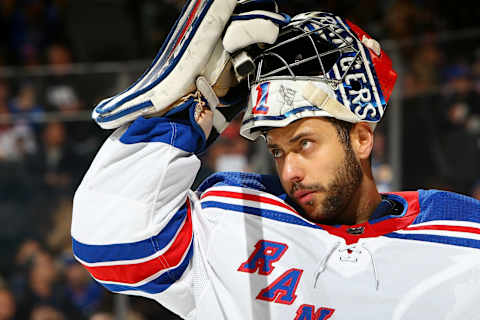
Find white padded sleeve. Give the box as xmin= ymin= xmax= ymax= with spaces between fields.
xmin=71 ymin=120 xmax=203 ymax=318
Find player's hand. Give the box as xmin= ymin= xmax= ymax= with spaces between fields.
xmin=195 ymin=104 xmax=214 ymax=138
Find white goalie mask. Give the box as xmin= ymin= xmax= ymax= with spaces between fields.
xmin=240 ymin=11 xmax=397 ymax=140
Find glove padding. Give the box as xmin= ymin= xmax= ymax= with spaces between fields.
xmin=93 ymin=0 xmax=236 ymax=129
xmin=223 ymin=10 xmax=289 ymax=54
xmin=197 ymin=1 xmax=290 ymax=135
xmin=92 ymin=0 xmax=288 ymax=135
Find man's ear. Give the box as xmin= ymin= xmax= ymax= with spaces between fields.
xmin=350 ymin=123 xmax=374 ymax=160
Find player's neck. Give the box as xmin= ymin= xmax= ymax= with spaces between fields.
xmin=337 ymin=174 xmax=381 ymax=225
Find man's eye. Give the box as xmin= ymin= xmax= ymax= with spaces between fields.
xmin=301 ymin=140 xmax=312 ymax=149
xmin=270 ymin=149 xmax=283 ymax=158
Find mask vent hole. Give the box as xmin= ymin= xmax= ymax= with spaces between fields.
xmin=350 ymin=80 xmax=361 ymax=91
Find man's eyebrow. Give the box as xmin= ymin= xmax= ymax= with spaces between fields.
xmin=266 ymin=142 xmax=280 ymax=149
xmin=288 ymin=132 xmax=314 ymax=144
xmin=267 ymin=132 xmax=315 ymax=149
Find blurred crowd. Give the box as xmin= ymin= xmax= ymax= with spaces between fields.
xmin=0 ymin=0 xmax=479 ymax=319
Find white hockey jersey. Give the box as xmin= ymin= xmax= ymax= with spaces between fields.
xmin=72 ymin=116 xmax=480 ymax=320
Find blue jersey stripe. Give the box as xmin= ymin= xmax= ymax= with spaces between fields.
xmin=201 ymin=200 xmax=321 ymax=229
xmin=73 ymin=202 xmax=188 ymax=263
xmin=241 ymin=106 xmax=322 ymax=126
xmin=384 ymin=232 xmax=480 ymax=249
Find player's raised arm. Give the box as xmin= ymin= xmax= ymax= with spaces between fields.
xmin=71 ymin=0 xmax=288 ymax=317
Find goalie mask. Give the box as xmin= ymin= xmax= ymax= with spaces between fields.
xmin=240 ymin=11 xmax=397 ymax=140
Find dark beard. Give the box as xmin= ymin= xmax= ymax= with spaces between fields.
xmin=321 ymin=146 xmax=362 ymax=222
xmin=291 ymin=145 xmax=362 ymax=223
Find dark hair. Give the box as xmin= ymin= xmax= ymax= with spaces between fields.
xmin=326 ymin=117 xmax=374 ymax=165
xmin=324 ymin=117 xmax=354 ymax=147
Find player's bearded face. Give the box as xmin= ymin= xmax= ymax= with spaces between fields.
xmin=267 ymin=118 xmax=363 ymax=223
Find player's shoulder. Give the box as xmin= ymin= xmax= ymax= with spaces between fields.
xmin=195 ymin=171 xmax=311 ymax=227
xmin=414 ymin=189 xmax=480 ymax=223
xmin=196 ymin=171 xmax=285 ymax=196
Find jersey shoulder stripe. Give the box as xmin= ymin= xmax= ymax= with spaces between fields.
xmin=200 ymin=185 xmax=320 ymax=230
xmin=197 ymin=171 xmax=287 ymax=198
xmin=384 ymin=232 xmax=480 ymax=249
xmin=384 ymin=190 xmax=480 ymax=249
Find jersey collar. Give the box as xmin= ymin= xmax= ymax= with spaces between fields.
xmin=315 ymin=191 xmax=421 ymax=244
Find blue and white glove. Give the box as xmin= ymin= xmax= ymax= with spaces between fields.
xmin=224 ymin=0 xmax=290 ymax=81
xmin=92 ymin=0 xmax=289 ymax=136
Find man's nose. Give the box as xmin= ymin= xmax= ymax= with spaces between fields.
xmin=281 ymin=153 xmax=304 ymax=183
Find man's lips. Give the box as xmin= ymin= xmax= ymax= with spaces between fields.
xmin=293 ymin=190 xmax=317 ymax=203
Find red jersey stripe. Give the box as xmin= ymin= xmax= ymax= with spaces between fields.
xmin=83 ymin=200 xmax=193 ymax=284
xmin=201 ymin=190 xmax=298 ymax=215
xmin=406 ymin=224 xmax=480 ymax=235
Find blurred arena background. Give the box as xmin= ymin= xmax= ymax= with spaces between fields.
xmin=0 ymin=0 xmax=479 ymax=319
